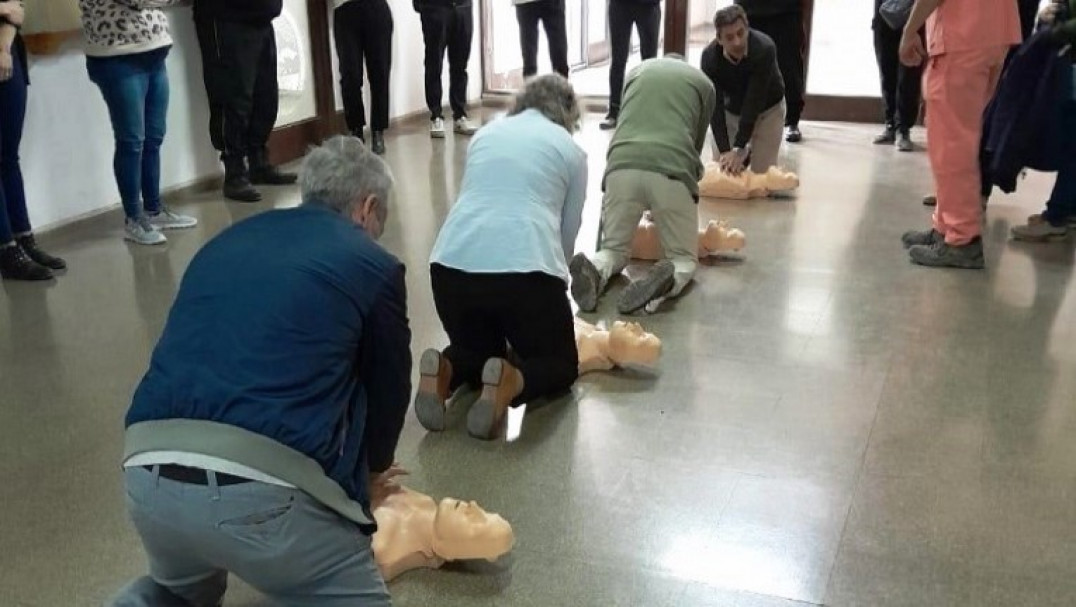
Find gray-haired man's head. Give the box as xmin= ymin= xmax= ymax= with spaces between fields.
xmin=299 ymin=135 xmax=395 ymax=239
xmin=509 ymin=73 xmax=581 ymax=132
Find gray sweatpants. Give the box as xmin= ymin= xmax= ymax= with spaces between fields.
xmin=594 ymin=168 xmax=698 ymax=296
xmin=109 ymin=466 xmax=390 ymax=607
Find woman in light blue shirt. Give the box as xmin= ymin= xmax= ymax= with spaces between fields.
xmin=417 ymin=74 xmax=587 ymax=440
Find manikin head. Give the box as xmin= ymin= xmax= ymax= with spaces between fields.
xmin=607 ymin=321 xmax=662 ymax=365
xmin=299 ymin=135 xmax=394 ymax=239
xmin=430 ymin=498 xmax=515 ymax=561
xmin=510 ymin=73 xmax=581 ymax=132
xmin=714 ymin=6 xmax=750 ymax=62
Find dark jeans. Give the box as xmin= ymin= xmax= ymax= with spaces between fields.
xmin=420 ymin=5 xmax=473 ymax=121
xmin=334 ymin=0 xmax=394 ymax=133
xmin=195 ymin=18 xmax=279 ymax=160
xmin=87 ymin=48 xmax=170 ymax=220
xmin=748 ymin=12 xmax=806 ymax=127
xmin=0 ymin=41 xmax=29 ymax=244
xmin=516 ymin=0 xmax=569 ymax=78
xmin=1043 ymin=100 xmax=1076 ymax=226
xmin=873 ymin=22 xmax=922 ymax=135
xmin=430 ymin=263 xmax=578 ymax=406
xmin=607 ymin=0 xmax=660 ymax=117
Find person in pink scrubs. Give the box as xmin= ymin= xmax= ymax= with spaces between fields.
xmin=897 ymin=0 xmax=1021 ymax=269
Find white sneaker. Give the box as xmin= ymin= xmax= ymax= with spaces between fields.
xmin=454 ymin=117 xmax=480 ymax=135
xmin=148 ymin=206 xmax=198 ymax=230
xmin=430 ymin=117 xmax=446 ymax=139
xmin=125 ymin=216 xmax=167 ymax=246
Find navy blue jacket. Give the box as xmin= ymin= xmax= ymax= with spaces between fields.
xmin=127 ymin=203 xmax=411 ymax=511
xmin=982 ymin=30 xmax=1070 ymax=193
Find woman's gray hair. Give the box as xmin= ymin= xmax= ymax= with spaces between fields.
xmin=299 ymin=135 xmax=394 ymax=216
xmin=509 ymin=74 xmax=581 ymax=132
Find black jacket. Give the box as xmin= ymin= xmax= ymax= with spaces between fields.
xmin=194 ymin=0 xmax=283 ymax=24
xmin=735 ymin=0 xmax=801 ymax=17
xmin=413 ymin=0 xmax=472 ymax=11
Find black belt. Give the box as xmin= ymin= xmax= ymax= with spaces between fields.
xmin=144 ymin=464 xmax=253 ymax=486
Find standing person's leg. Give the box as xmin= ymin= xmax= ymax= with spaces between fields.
xmin=1014 ymin=100 xmax=1076 ymax=240
xmin=895 ymin=29 xmax=924 ymax=148
xmin=247 ymin=26 xmax=296 ymax=185
xmin=542 ymin=0 xmax=571 ymax=78
xmin=636 ymin=1 xmax=661 ymax=60
xmin=362 ymin=0 xmax=394 ymax=154
xmin=194 ymin=18 xmax=264 ymax=202
xmin=447 ymin=4 xmax=476 ymax=130
xmin=873 ymin=21 xmax=900 ymax=141
xmin=140 ymin=51 xmax=196 ymax=231
xmin=570 ymin=169 xmax=648 ymax=311
xmin=604 ymin=0 xmax=633 ymax=126
xmin=748 ymin=101 xmax=785 ymax=173
xmin=421 ymin=7 xmax=451 ymax=126
xmin=333 ymin=2 xmax=368 ymax=138
xmin=618 ymin=172 xmax=697 ymax=314
xmin=516 ymin=0 xmax=542 ymax=78
xmin=778 ymin=11 xmax=807 ymax=132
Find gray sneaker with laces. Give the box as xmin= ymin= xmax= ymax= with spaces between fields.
xmin=125 ymin=216 xmax=167 ymax=246
xmin=148 ymin=206 xmax=198 ymax=230
xmin=908 ymin=238 xmax=985 ymax=269
xmin=901 ymin=228 xmax=943 ymax=249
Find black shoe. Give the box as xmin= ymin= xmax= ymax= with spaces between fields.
xmin=873 ymin=129 xmax=896 ymax=145
xmin=786 ymin=126 xmax=803 ymax=143
xmin=248 ymin=149 xmax=297 ymax=186
xmin=15 ymin=234 xmax=66 ymax=270
xmin=223 ymin=157 xmax=262 ymax=203
xmin=351 ymin=129 xmax=365 ymax=144
xmin=371 ymin=131 xmax=386 ymax=155
xmin=0 ymin=244 xmax=53 ymax=281
xmin=599 ymin=115 xmax=618 ymax=130
xmin=922 ymin=194 xmax=937 ymax=207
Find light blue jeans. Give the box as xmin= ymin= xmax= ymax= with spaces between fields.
xmin=109 ymin=466 xmax=390 ymax=607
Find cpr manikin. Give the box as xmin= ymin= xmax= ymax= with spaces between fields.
xmin=698 ymin=163 xmax=799 ymax=200
xmin=574 ymin=318 xmax=662 ymax=374
xmin=371 ymin=477 xmax=515 ymax=582
xmin=630 ymin=211 xmax=746 ymax=260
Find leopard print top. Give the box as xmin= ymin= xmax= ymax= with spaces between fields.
xmin=78 ymin=0 xmax=187 ymax=57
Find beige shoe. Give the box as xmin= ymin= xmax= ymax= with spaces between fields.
xmin=415 ymin=349 xmax=453 ymax=432
xmin=467 ymin=358 xmax=523 ymax=440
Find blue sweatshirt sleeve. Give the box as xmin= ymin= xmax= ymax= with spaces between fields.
xmin=360 ymin=263 xmax=412 ymax=474
xmin=559 ymin=149 xmax=588 ymax=260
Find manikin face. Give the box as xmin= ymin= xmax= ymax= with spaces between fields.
xmin=431 ymin=498 xmax=515 ymax=561
xmin=607 ymin=321 xmax=662 ymax=366
xmin=717 ymin=20 xmax=749 ymax=61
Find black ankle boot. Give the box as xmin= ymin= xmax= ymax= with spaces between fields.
xmin=350 ymin=129 xmax=365 ymax=144
xmin=248 ymin=148 xmax=297 ymax=186
xmin=223 ymin=156 xmax=262 ymax=203
xmin=0 ymin=244 xmax=53 ymax=281
xmin=371 ymin=131 xmax=385 ymax=155
xmin=15 ymin=234 xmax=66 ymax=270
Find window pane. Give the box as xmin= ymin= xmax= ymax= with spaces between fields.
xmin=805 ymin=0 xmax=879 ymax=97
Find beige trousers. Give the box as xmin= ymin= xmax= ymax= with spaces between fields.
xmin=593 ymin=169 xmax=698 ymax=296
xmin=715 ymin=99 xmax=786 ymax=173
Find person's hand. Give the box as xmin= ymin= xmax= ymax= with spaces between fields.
xmin=1040 ymin=1 xmax=1062 ymax=25
xmin=1 ymin=3 xmax=24 ymax=26
xmin=0 ymin=50 xmax=12 ymax=84
xmin=718 ymin=150 xmax=746 ymax=176
xmin=369 ymin=463 xmax=409 ymax=506
xmin=899 ymin=30 xmax=927 ymax=67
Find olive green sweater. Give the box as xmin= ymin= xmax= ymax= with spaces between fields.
xmin=604 ymin=57 xmax=716 ymax=199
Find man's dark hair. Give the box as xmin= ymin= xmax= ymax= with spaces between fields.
xmin=714 ymin=5 xmax=748 ymax=30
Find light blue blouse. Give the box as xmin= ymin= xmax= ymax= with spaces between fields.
xmin=429 ymin=109 xmax=588 ymax=283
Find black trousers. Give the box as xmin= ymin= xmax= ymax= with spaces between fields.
xmin=748 ymin=12 xmax=805 ymax=127
xmin=420 ymin=5 xmax=473 ymax=121
xmin=608 ymin=1 xmax=661 ymax=117
xmin=334 ymin=0 xmax=394 ymax=133
xmin=873 ymin=22 xmax=922 ymax=135
xmin=430 ymin=264 xmax=579 ymax=406
xmin=194 ymin=18 xmax=278 ymax=160
xmin=516 ymin=0 xmax=569 ymax=78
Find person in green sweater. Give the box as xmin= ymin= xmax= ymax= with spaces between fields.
xmin=569 ymin=55 xmax=715 ymax=315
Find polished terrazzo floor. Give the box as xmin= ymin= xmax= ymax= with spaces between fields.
xmin=2 ymin=114 xmax=1075 ymax=607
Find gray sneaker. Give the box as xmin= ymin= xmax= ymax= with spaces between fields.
xmin=124 ymin=216 xmax=167 ymax=246
xmin=1011 ymin=214 xmax=1068 ymax=242
xmin=569 ymin=253 xmax=603 ymax=312
xmin=897 ymin=135 xmax=914 ymax=152
xmin=148 ymin=206 xmax=198 ymax=230
xmin=901 ymin=228 xmax=943 ymax=249
xmin=618 ymin=260 xmax=675 ymax=315
xmin=908 ymin=238 xmax=985 ymax=269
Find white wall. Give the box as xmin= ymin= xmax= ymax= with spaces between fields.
xmin=23 ymin=0 xmax=483 ymax=232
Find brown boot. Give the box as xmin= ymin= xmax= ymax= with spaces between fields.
xmin=415 ymin=349 xmax=453 ymax=432
xmin=467 ymin=358 xmax=524 ymax=440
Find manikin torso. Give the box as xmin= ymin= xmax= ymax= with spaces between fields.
xmin=698 ymin=163 xmax=800 ymax=200
xmin=631 ymin=213 xmax=746 ymax=260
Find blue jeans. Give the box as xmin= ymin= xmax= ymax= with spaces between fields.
xmin=0 ymin=42 xmax=30 ymax=244
xmin=87 ymin=48 xmax=170 ymax=220
xmin=1043 ymin=100 xmax=1076 ymax=227
xmin=110 ymin=466 xmax=391 ymax=607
